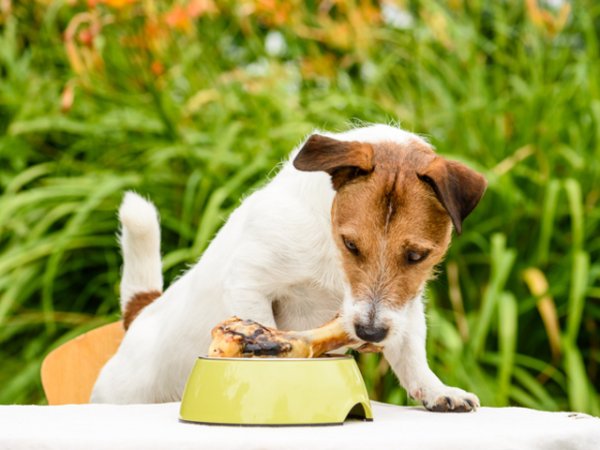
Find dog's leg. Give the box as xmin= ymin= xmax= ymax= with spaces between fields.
xmin=224 ymin=288 xmax=277 ymax=329
xmin=384 ymin=298 xmax=480 ymax=412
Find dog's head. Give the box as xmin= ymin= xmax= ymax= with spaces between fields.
xmin=293 ymin=127 xmax=487 ymax=344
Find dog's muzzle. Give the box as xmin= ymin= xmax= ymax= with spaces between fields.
xmin=354 ymin=323 xmax=389 ymax=343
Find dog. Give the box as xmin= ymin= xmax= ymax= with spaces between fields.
xmin=91 ymin=124 xmax=487 ymax=412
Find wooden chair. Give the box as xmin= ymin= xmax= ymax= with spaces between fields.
xmin=41 ymin=321 xmax=124 ymax=405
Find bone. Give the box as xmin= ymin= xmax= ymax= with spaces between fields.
xmin=208 ymin=315 xmax=381 ymax=358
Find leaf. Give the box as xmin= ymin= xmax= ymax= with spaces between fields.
xmin=471 ymin=233 xmax=516 ymax=356
xmin=497 ymin=292 xmax=517 ymax=405
xmin=522 ymin=267 xmax=561 ymax=359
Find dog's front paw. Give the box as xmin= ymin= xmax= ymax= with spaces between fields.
xmin=419 ymin=386 xmax=480 ymax=412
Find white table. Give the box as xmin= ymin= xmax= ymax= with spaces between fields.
xmin=1 ymin=402 xmax=599 ymax=450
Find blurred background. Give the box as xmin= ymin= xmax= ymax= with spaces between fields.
xmin=0 ymin=0 xmax=598 ymax=413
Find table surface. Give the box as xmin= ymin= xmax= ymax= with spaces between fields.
xmin=1 ymin=401 xmax=599 ymax=450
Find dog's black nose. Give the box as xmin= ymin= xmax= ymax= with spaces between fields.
xmin=354 ymin=323 xmax=389 ymax=343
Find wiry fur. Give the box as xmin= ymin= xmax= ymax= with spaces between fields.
xmin=91 ymin=124 xmax=481 ymax=412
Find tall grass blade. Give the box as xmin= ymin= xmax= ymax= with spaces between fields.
xmin=471 ymin=233 xmax=516 ymax=356
xmin=523 ymin=268 xmax=561 ymax=360
xmin=497 ymin=292 xmax=517 ymax=405
xmin=566 ymin=251 xmax=589 ymax=345
xmin=563 ymin=340 xmax=589 ymax=413
xmin=536 ymin=179 xmax=560 ymax=265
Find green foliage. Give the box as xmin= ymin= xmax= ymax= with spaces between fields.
xmin=0 ymin=0 xmax=599 ymax=413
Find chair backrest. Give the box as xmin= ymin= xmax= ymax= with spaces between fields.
xmin=41 ymin=321 xmax=124 ymax=405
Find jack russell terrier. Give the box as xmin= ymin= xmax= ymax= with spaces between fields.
xmin=91 ymin=124 xmax=487 ymax=412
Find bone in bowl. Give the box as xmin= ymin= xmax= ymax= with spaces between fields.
xmin=179 ymin=316 xmax=373 ymax=426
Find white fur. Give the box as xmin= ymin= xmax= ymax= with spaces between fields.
xmin=91 ymin=124 xmax=478 ymax=410
xmin=118 ymin=192 xmax=163 ymax=310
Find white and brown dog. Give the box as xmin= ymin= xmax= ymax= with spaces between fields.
xmin=91 ymin=124 xmax=486 ymax=412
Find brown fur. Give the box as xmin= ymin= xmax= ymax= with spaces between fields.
xmin=294 ymin=136 xmax=487 ymax=327
xmin=331 ymin=141 xmax=452 ymax=314
xmin=293 ymin=135 xmax=374 ymax=190
xmin=123 ymin=290 xmax=162 ymax=330
xmin=417 ymin=158 xmax=487 ymax=234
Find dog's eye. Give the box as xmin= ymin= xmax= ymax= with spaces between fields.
xmin=406 ymin=250 xmax=429 ymax=264
xmin=343 ymin=237 xmax=360 ymax=256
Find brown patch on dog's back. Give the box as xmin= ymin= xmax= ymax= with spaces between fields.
xmin=123 ymin=290 xmax=161 ymax=330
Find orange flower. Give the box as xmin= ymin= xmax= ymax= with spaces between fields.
xmin=102 ymin=0 xmax=137 ymax=9
xmin=78 ymin=27 xmax=94 ymax=46
xmin=186 ymin=0 xmax=217 ymax=19
xmin=165 ymin=4 xmax=191 ymax=31
xmin=151 ymin=60 xmax=165 ymax=76
xmin=250 ymin=0 xmax=294 ymax=27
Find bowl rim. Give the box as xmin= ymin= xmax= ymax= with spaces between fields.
xmin=198 ymin=355 xmax=353 ymax=362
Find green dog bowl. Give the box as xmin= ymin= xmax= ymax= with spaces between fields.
xmin=179 ymin=355 xmax=372 ymax=426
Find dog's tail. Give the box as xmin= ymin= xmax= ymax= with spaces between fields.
xmin=118 ymin=191 xmax=163 ymax=330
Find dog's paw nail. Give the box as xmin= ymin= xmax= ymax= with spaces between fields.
xmin=444 ymin=396 xmax=453 ymax=409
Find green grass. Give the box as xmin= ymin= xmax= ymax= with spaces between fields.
xmin=0 ymin=1 xmax=599 ymax=413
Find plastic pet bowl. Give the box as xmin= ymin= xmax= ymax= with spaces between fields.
xmin=179 ymin=355 xmax=372 ymax=426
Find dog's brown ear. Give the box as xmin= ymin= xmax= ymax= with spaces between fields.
xmin=417 ymin=158 xmax=487 ymax=235
xmin=293 ymin=134 xmax=374 ymax=190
